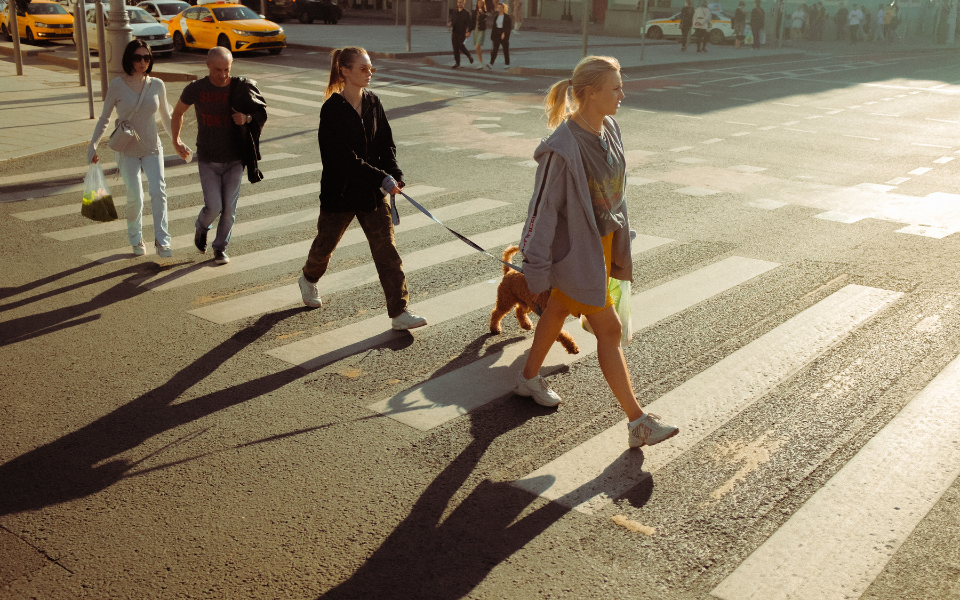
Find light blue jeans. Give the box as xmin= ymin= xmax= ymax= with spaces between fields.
xmin=119 ymin=150 xmax=169 ymax=247
xmin=196 ymin=160 xmax=243 ymax=253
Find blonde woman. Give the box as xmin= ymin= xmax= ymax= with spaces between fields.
xmin=515 ymin=56 xmax=679 ymax=448
xmin=472 ymin=0 xmax=491 ymax=69
xmin=297 ymin=46 xmax=427 ymax=331
xmin=488 ymin=2 xmax=513 ymax=69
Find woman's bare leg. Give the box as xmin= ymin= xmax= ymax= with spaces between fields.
xmin=585 ymin=305 xmax=643 ymax=421
xmin=474 ymin=45 xmax=484 ymax=64
xmin=521 ymin=294 xmax=569 ymax=379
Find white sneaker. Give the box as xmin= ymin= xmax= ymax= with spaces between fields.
xmin=391 ymin=310 xmax=427 ymax=331
xmin=503 ymin=64 xmax=512 ymax=70
xmin=628 ymin=413 xmax=679 ymax=448
xmin=298 ymin=275 xmax=322 ymax=308
xmin=475 ymin=62 xmax=483 ymax=69
xmin=513 ymin=371 xmax=561 ymax=407
xmin=484 ymin=63 xmax=493 ymax=70
xmin=132 ymin=240 xmax=146 ymax=256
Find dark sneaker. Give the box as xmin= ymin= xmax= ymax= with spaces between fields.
xmin=214 ymin=250 xmax=230 ymax=265
xmin=194 ymin=227 xmax=208 ymax=254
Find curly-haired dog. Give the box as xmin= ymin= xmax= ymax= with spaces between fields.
xmin=489 ymin=246 xmax=580 ymax=355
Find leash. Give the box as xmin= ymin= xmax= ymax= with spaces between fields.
xmin=393 ymin=191 xmax=523 ymax=274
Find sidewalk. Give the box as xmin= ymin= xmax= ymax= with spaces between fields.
xmin=1 ymin=23 xmax=956 ymax=164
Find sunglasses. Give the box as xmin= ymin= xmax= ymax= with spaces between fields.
xmin=132 ymin=54 xmax=152 ymax=63
xmin=353 ymin=66 xmax=377 ymax=75
xmin=597 ymin=135 xmax=614 ymax=166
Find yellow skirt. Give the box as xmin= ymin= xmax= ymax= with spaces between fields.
xmin=551 ymin=232 xmax=614 ymax=318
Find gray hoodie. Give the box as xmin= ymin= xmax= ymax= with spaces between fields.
xmin=519 ymin=117 xmax=633 ymax=307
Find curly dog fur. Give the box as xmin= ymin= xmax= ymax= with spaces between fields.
xmin=489 ymin=246 xmax=580 ymax=355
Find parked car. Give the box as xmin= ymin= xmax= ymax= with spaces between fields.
xmin=76 ymin=5 xmax=173 ymax=56
xmin=137 ymin=0 xmax=190 ymax=24
xmin=168 ymin=1 xmax=285 ymax=54
xmin=643 ymin=9 xmax=733 ymax=45
xmin=1 ymin=0 xmax=74 ymax=44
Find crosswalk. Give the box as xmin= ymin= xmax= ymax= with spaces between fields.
xmin=7 ymin=133 xmax=960 ymax=598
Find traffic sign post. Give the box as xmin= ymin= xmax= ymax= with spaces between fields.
xmin=95 ymin=0 xmax=107 ymax=96
xmin=9 ymin=0 xmax=22 ymax=75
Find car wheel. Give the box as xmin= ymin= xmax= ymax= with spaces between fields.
xmin=217 ymin=34 xmax=231 ymax=51
xmin=709 ymin=28 xmax=724 ymax=44
xmin=1 ymin=24 xmax=9 ymax=42
xmin=172 ymin=31 xmax=186 ymax=51
xmin=268 ymin=47 xmax=282 ymax=55
xmin=646 ymin=25 xmax=662 ymax=39
xmin=26 ymin=27 xmax=35 ymax=44
xmin=298 ymin=11 xmax=312 ymax=23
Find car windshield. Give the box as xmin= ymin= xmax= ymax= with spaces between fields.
xmin=127 ymin=8 xmax=158 ymax=23
xmin=157 ymin=2 xmax=188 ymax=14
xmin=212 ymin=6 xmax=259 ymax=20
xmin=27 ymin=3 xmax=68 ymax=14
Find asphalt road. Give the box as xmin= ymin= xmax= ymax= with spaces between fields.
xmin=2 ymin=45 xmax=960 ymax=599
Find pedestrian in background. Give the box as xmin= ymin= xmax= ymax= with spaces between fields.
xmin=679 ymin=0 xmax=694 ymax=50
xmin=448 ymin=0 xmax=474 ymax=68
xmin=516 ymin=55 xmax=679 ymax=448
xmin=733 ymin=1 xmax=746 ymax=48
xmin=848 ymin=3 xmax=863 ymax=41
xmin=873 ymin=3 xmax=885 ymax=40
xmin=297 ymin=46 xmax=427 ymax=332
xmin=489 ymin=2 xmax=513 ymax=69
xmin=692 ymin=0 xmax=712 ymax=52
xmin=791 ymin=5 xmax=804 ymax=40
xmin=513 ymin=0 xmax=522 ymax=30
xmin=171 ymin=47 xmax=266 ymax=266
xmin=750 ymin=0 xmax=765 ymax=48
xmin=472 ymin=0 xmax=490 ymax=69
xmin=88 ymin=40 xmax=174 ymax=257
xmin=834 ymin=1 xmax=848 ymax=39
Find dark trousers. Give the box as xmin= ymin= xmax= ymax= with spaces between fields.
xmin=452 ymin=34 xmax=472 ymax=65
xmin=490 ymin=31 xmax=510 ymax=65
xmin=695 ymin=28 xmax=708 ymax=49
xmin=302 ymin=198 xmax=409 ymax=318
xmin=849 ymin=23 xmax=858 ymax=42
xmin=680 ymin=26 xmax=691 ymax=48
xmin=750 ymin=23 xmax=761 ymax=47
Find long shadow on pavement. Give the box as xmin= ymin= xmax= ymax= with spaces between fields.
xmin=0 ymin=308 xmax=308 ymax=516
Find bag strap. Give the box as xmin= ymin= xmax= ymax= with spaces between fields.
xmin=126 ymin=76 xmax=151 ymax=121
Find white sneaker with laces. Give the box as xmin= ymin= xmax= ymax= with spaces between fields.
xmin=132 ymin=240 xmax=146 ymax=256
xmin=391 ymin=310 xmax=427 ymax=331
xmin=628 ymin=413 xmax=679 ymax=448
xmin=513 ymin=371 xmax=561 ymax=407
xmin=298 ymin=275 xmax=322 ymax=308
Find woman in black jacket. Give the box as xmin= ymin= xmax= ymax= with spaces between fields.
xmin=488 ymin=3 xmax=513 ymax=69
xmin=298 ymin=46 xmax=428 ymax=331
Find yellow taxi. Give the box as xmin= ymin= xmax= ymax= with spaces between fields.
xmin=1 ymin=0 xmax=74 ymax=44
xmin=167 ymin=0 xmax=285 ymax=55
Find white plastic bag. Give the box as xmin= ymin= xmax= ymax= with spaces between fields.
xmin=80 ymin=163 xmax=118 ymax=222
xmin=581 ymin=278 xmax=633 ymax=347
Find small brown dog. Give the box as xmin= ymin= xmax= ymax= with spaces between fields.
xmin=489 ymin=246 xmax=580 ymax=354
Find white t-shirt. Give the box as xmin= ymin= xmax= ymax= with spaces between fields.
xmin=792 ymin=9 xmax=803 ymax=26
xmin=849 ymin=8 xmax=862 ymax=24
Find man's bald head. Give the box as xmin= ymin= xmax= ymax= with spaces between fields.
xmin=206 ymin=47 xmax=233 ymax=87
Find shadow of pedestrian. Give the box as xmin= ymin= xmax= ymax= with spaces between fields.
xmin=320 ymin=404 xmax=570 ymax=600
xmin=0 ymin=308 xmax=307 ymax=516
xmin=0 ymin=261 xmax=103 ymax=302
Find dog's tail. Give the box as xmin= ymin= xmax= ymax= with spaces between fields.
xmin=501 ymin=245 xmax=520 ymax=275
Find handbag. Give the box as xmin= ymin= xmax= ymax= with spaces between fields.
xmin=107 ymin=77 xmax=151 ymax=157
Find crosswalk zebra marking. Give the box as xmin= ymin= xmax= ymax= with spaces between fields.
xmin=0 ymin=162 xmax=116 ymax=187
xmin=813 ymin=211 xmax=866 ymax=224
xmin=511 ymin=284 xmax=900 ymax=515
xmin=367 ymin=255 xmax=776 ymax=433
xmin=267 ymin=106 xmax=304 ymax=118
xmin=414 ymin=65 xmax=527 ymax=82
xmin=142 ymin=194 xmax=493 ymax=292
xmin=712 ymin=321 xmax=960 ymax=600
xmin=187 ymin=222 xmax=522 ymax=325
xmin=11 ymin=154 xmax=299 ymax=221
xmin=267 ymin=233 xmax=675 ymax=370
xmin=390 ymin=68 xmax=509 ymax=86
xmin=261 ymin=91 xmax=324 ymax=109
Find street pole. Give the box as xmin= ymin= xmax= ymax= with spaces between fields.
xmin=77 ymin=0 xmax=95 ymax=118
xmin=777 ymin=0 xmax=783 ymax=49
xmin=639 ymin=0 xmax=649 ymax=60
xmin=581 ymin=0 xmax=589 ymax=57
xmin=405 ymin=0 xmax=410 ymax=51
xmin=95 ymin=1 xmax=107 ymax=97
xmin=9 ymin=0 xmax=22 ymax=75
xmin=105 ymin=0 xmax=132 ymax=81
xmin=948 ymin=0 xmax=957 ymax=42
xmin=260 ymin=0 xmax=267 ymax=17
xmin=395 ymin=0 xmax=398 ymax=25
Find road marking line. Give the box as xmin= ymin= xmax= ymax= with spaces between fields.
xmin=747 ymin=199 xmax=786 ymax=210
xmin=825 ymin=109 xmax=843 ymax=114
xmin=869 ymin=112 xmax=900 ymax=117
xmin=855 ymin=183 xmax=896 ymax=192
xmin=473 ymin=123 xmax=502 ymax=129
xmin=728 ymin=165 xmax=767 ymax=173
xmin=926 ymin=118 xmax=960 ymax=124
xmin=675 ymin=158 xmax=706 ymax=164
xmin=909 ymin=167 xmax=933 ymax=175
xmin=493 ymin=131 xmax=524 ymax=137
xmin=673 ymin=114 xmax=702 ymax=119
xmin=687 ymin=92 xmax=712 ymax=96
xmin=268 ymin=106 xmax=304 ymax=117
xmin=885 ymin=177 xmax=910 ymax=185
xmin=8 ymin=154 xmax=297 ymax=216
xmin=912 ymin=143 xmax=952 ymax=148
xmin=783 ymin=128 xmax=816 ymax=133
xmin=675 ymin=186 xmax=720 ymax=196
xmin=730 ymin=98 xmax=755 ymax=101
xmin=669 ymin=146 xmax=694 ymax=152
xmin=391 ymin=68 xmax=512 ymax=85
xmin=781 ymin=121 xmax=800 ymax=125
xmin=474 ymin=116 xmax=502 ymax=120
xmin=758 ymin=126 xmax=778 ymax=131
xmin=514 ymin=284 xmax=900 ymax=514
xmin=414 ymin=65 xmax=527 ymax=82
xmin=701 ymin=138 xmax=724 ymax=144
xmin=731 ymin=132 xmax=752 ymax=137
xmin=268 ymin=85 xmax=326 ymax=96
xmin=773 ymin=102 xmax=800 ymax=107
xmin=627 ymin=177 xmax=656 ymax=186
xmin=844 ymin=135 xmax=880 ymax=140
xmin=725 ymin=121 xmax=756 ymax=126
xmin=712 ymin=324 xmax=960 ymax=600
xmin=261 ymin=91 xmax=324 ymax=108
xmin=896 ymin=224 xmax=957 ymax=239
xmin=517 ymin=160 xmax=538 ymax=168
xmin=934 ymin=156 xmax=955 ymax=164
xmin=472 ymin=153 xmax=504 ymax=159
xmin=632 ymin=109 xmax=656 ymax=113
xmin=0 ymin=162 xmax=114 ymax=186
xmin=814 ymin=211 xmax=865 ymax=223
xmin=368 ymin=252 xmax=766 ymax=432
xmin=187 ymin=222 xmax=523 ymax=324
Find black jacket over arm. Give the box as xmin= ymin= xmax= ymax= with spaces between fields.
xmin=317 ymin=90 xmax=403 ymax=213
xmin=229 ymin=76 xmax=268 ymax=183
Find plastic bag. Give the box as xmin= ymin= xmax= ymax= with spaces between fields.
xmin=80 ymin=163 xmax=118 ymax=223
xmin=581 ymin=278 xmax=633 ymax=347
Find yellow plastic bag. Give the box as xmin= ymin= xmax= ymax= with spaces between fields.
xmin=580 ymin=278 xmax=633 ymax=347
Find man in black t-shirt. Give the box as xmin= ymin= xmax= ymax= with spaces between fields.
xmin=171 ymin=47 xmax=252 ymax=265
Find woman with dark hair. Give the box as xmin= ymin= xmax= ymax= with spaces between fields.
xmin=472 ymin=0 xmax=491 ymax=69
xmin=297 ymin=46 xmax=428 ymax=331
xmin=515 ymin=55 xmax=679 ymax=448
xmin=88 ymin=39 xmax=175 ymax=257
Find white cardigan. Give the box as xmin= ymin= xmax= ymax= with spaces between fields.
xmin=88 ymin=76 xmax=173 ymax=162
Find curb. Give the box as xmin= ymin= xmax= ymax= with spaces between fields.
xmin=286 ymin=42 xmax=445 ymax=59
xmin=0 ymin=43 xmax=60 ymax=58
xmin=33 ymin=52 xmax=197 ymax=82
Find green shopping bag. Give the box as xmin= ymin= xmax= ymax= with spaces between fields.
xmin=581 ymin=278 xmax=633 ymax=347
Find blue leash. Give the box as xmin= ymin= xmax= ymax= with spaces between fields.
xmin=393 ymin=191 xmax=524 ymax=274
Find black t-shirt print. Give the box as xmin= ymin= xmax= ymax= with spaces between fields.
xmin=180 ymin=76 xmax=242 ymax=163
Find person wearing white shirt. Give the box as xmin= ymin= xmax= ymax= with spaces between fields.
xmin=848 ymin=4 xmax=863 ymax=42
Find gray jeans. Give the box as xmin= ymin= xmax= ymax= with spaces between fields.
xmin=196 ymin=160 xmax=243 ymax=252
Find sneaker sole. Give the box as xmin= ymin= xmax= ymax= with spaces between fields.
xmin=215 ymin=258 xmax=229 ymax=265
xmin=513 ymin=385 xmax=561 ymax=407
xmin=631 ymin=426 xmax=680 ymax=448
xmin=391 ymin=321 xmax=427 ymax=331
